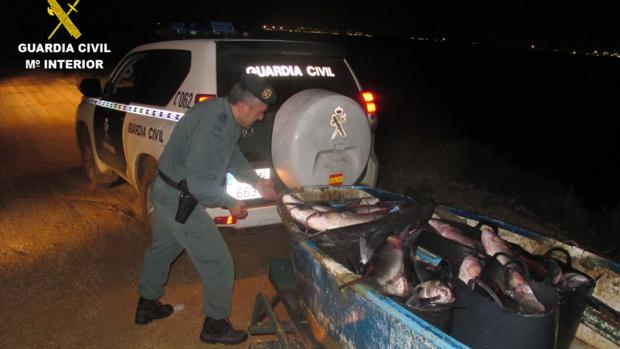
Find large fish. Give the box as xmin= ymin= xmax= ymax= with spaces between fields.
xmin=340 ymin=233 xmax=409 ymax=298
xmin=305 ymin=210 xmax=389 ymax=232
xmin=350 ymin=204 xmax=390 ymax=215
xmin=503 ymin=269 xmax=546 ymax=314
xmin=480 ymin=226 xmax=512 ymax=265
xmin=283 ymin=193 xmax=389 ymax=233
xmin=282 ymin=193 xmax=330 ymax=212
xmin=282 ymin=193 xmax=334 ymax=229
xmin=428 ymin=219 xmax=477 ymax=248
xmin=406 ymin=280 xmax=455 ymax=308
xmin=458 ymin=255 xmax=483 ymax=284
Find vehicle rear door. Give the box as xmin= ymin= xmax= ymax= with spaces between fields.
xmin=216 ymin=41 xmax=361 ymax=203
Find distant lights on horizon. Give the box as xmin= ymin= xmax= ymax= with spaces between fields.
xmin=262 ymin=23 xmax=371 ymax=37
xmin=260 ymin=24 xmax=620 ymax=58
xmin=409 ymin=36 xmax=447 ymax=42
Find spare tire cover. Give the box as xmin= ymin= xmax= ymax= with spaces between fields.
xmin=272 ymin=89 xmax=371 ymax=188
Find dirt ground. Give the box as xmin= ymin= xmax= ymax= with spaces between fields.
xmin=0 ymin=71 xmax=292 ymax=348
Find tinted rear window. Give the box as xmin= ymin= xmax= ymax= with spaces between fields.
xmin=216 ymin=42 xmax=359 ymax=102
xmin=134 ymin=49 xmax=191 ymax=106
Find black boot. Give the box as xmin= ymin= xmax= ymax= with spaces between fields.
xmin=134 ymin=297 xmax=174 ymax=325
xmin=200 ymin=317 xmax=248 ymax=345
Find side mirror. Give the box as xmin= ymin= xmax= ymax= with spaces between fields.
xmin=79 ymin=78 xmax=102 ymax=98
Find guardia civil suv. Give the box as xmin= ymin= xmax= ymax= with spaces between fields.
xmin=76 ymin=38 xmax=379 ymax=231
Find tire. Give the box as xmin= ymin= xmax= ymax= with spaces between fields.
xmin=139 ymin=157 xmax=158 ymax=236
xmin=271 ymin=89 xmax=371 ymax=188
xmin=77 ymin=125 xmax=118 ymax=186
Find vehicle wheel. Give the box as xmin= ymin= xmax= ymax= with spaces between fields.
xmin=139 ymin=157 xmax=158 ymax=236
xmin=77 ymin=126 xmax=118 ymax=186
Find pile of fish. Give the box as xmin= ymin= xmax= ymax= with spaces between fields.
xmin=335 ymin=218 xmax=596 ymax=347
xmin=281 ymin=192 xmax=394 ymax=233
xmin=280 ymin=192 xmax=595 ymax=346
xmin=439 ymin=221 xmax=593 ymax=314
xmin=342 ymin=226 xmax=457 ymax=309
xmin=280 ymin=190 xmax=602 ymax=348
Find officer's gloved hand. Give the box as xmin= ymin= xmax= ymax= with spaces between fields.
xmin=229 ymin=200 xmax=248 ymax=219
xmin=256 ymin=179 xmax=278 ymax=201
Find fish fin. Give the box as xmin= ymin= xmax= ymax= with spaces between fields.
xmin=347 ymin=257 xmax=363 ymax=275
xmin=404 ymin=292 xmax=419 ymax=308
xmin=359 ymin=236 xmax=374 ymax=265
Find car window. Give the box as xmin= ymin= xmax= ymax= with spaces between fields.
xmin=134 ymin=50 xmax=191 ymax=106
xmin=216 ymin=44 xmax=359 ymax=102
xmin=103 ymin=53 xmax=145 ymax=103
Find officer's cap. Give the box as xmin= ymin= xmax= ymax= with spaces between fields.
xmin=240 ymin=73 xmax=277 ymax=105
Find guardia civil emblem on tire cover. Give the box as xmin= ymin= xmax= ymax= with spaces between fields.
xmin=330 ymin=106 xmax=347 ymax=140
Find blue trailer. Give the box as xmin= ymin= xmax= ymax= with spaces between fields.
xmin=257 ymin=186 xmax=619 ymax=349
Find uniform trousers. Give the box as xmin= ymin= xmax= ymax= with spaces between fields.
xmin=138 ymin=176 xmax=234 ymax=319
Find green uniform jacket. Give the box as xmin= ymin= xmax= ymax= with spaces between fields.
xmin=158 ymin=97 xmax=260 ymax=209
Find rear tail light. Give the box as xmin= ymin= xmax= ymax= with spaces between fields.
xmin=213 ymin=215 xmax=237 ymax=225
xmin=360 ymin=90 xmax=378 ymax=128
xmin=195 ymin=94 xmax=216 ymax=104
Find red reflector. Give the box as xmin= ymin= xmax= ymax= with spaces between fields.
xmin=362 ymin=92 xmax=375 ymax=102
xmin=213 ymin=215 xmax=237 ymax=225
xmin=366 ymin=102 xmax=377 ymax=113
xmin=195 ymin=94 xmax=216 ymax=104
xmin=360 ymin=90 xmax=378 ymax=116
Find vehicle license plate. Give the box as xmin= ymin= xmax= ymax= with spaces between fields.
xmin=226 ymin=168 xmax=270 ymax=200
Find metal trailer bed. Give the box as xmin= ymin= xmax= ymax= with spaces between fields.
xmin=255 ymin=186 xmax=619 ymax=349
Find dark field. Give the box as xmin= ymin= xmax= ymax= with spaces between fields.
xmin=335 ymin=36 xmax=620 ymax=259
xmin=342 ymin=38 xmax=619 ymax=208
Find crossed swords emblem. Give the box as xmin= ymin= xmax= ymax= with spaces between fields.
xmin=47 ymin=0 xmax=81 ymax=40
xmin=330 ymin=106 xmax=347 ymax=140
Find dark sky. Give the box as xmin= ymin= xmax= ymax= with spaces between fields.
xmin=4 ymin=1 xmax=620 ymax=50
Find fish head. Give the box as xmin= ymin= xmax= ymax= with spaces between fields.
xmin=459 ymin=256 xmax=483 ymax=283
xmin=480 ymin=230 xmax=496 ymax=245
xmin=385 ymin=233 xmax=402 ymax=249
xmin=408 ymin=280 xmax=455 ymax=306
xmin=433 ymin=283 xmax=456 ymax=304
xmin=519 ymin=294 xmax=546 ymax=314
xmin=382 ymin=276 xmax=410 ymax=297
xmin=507 ymin=269 xmax=527 ymax=289
xmin=559 ymin=273 xmax=592 ymax=290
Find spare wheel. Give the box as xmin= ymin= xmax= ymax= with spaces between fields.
xmin=271 ymin=89 xmax=371 ymax=188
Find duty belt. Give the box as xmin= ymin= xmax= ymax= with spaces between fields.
xmin=158 ymin=170 xmax=181 ymax=190
xmin=158 ymin=170 xmax=199 ymax=224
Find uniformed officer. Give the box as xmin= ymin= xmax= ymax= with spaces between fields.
xmin=135 ymin=74 xmax=278 ymax=345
